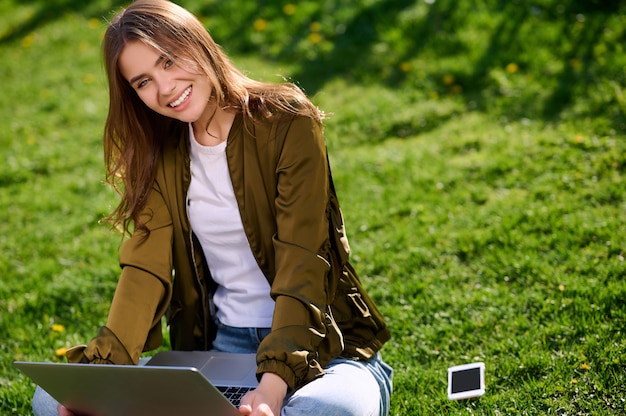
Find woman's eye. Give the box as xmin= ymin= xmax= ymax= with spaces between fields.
xmin=164 ymin=58 xmax=174 ymax=69
xmin=137 ymin=79 xmax=149 ymax=89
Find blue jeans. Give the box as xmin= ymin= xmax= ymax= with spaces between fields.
xmin=33 ymin=322 xmax=393 ymax=416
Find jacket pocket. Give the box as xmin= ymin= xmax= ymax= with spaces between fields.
xmin=332 ymin=263 xmax=390 ymax=360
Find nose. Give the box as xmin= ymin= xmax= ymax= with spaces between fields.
xmin=156 ymin=74 xmax=176 ymax=97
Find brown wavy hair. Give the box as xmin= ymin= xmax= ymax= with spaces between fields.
xmin=102 ymin=0 xmax=325 ymax=235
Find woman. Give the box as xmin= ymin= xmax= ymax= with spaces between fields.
xmin=33 ymin=0 xmax=392 ymax=415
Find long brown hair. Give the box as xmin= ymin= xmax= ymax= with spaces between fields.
xmin=103 ymin=0 xmax=325 ymax=235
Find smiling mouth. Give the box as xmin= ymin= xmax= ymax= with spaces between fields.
xmin=168 ymin=86 xmax=192 ymax=108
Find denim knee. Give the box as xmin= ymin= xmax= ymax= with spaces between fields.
xmin=282 ymin=354 xmax=393 ymax=416
xmin=32 ymin=386 xmax=59 ymax=416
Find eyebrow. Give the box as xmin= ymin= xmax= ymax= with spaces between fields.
xmin=128 ymin=54 xmax=165 ymax=85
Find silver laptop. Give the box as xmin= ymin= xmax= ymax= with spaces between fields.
xmin=14 ymin=350 xmax=259 ymax=416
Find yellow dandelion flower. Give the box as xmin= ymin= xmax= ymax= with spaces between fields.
xmin=308 ymin=32 xmax=323 ymax=44
xmin=27 ymin=135 xmax=36 ymax=145
xmin=55 ymin=347 xmax=67 ymax=357
xmin=52 ymin=324 xmax=65 ymax=333
xmin=574 ymin=134 xmax=584 ymax=143
xmin=310 ymin=21 xmax=322 ymax=32
xmin=506 ymin=62 xmax=518 ymax=74
xmin=399 ymin=62 xmax=411 ymax=73
xmin=451 ymin=85 xmax=463 ymax=94
xmin=558 ymin=284 xmax=565 ymax=292
xmin=21 ymin=33 xmax=35 ymax=48
xmin=88 ymin=18 xmax=100 ymax=29
xmin=78 ymin=41 xmax=89 ymax=52
xmin=571 ymin=378 xmax=577 ymax=384
xmin=442 ymin=74 xmax=455 ymax=85
xmin=580 ymin=363 xmax=591 ymax=371
xmin=283 ymin=4 xmax=296 ymax=15
xmin=84 ymin=73 xmax=95 ymax=84
xmin=429 ymin=91 xmax=439 ymax=100
xmin=253 ymin=19 xmax=268 ymax=32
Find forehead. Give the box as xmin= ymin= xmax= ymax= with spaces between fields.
xmin=118 ymin=40 xmax=161 ymax=81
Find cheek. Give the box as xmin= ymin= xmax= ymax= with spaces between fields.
xmin=136 ymin=89 xmax=160 ymax=111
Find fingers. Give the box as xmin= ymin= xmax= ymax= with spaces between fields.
xmin=57 ymin=404 xmax=74 ymax=416
xmin=239 ymin=404 xmax=274 ymax=416
xmin=238 ymin=404 xmax=252 ymax=415
xmin=238 ymin=391 xmax=276 ymax=416
xmin=238 ymin=391 xmax=254 ymax=414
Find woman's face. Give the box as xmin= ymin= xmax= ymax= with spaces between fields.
xmin=118 ymin=40 xmax=214 ymax=124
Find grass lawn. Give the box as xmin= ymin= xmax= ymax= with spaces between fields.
xmin=1 ymin=0 xmax=625 ymax=414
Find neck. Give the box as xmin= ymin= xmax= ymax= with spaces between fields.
xmin=192 ymin=106 xmax=235 ymax=147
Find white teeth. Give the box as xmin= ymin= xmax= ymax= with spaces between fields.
xmin=169 ymin=86 xmax=191 ymax=108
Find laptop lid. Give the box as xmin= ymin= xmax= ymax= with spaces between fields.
xmin=14 ymin=351 xmax=258 ymax=416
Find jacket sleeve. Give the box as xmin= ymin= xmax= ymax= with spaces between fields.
xmin=67 ymin=183 xmax=174 ymax=365
xmin=256 ymin=116 xmax=337 ymax=389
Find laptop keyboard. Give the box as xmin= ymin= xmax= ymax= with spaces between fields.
xmin=217 ymin=386 xmax=254 ymax=406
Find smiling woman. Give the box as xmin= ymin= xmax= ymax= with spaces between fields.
xmin=100 ymin=0 xmax=327 ymax=237
xmin=31 ymin=1 xmax=393 ymax=415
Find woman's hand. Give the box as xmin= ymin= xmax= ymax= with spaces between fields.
xmin=238 ymin=372 xmax=287 ymax=416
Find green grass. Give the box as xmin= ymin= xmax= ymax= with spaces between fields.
xmin=1 ymin=0 xmax=625 ymax=414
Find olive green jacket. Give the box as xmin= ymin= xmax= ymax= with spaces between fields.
xmin=68 ymin=114 xmax=390 ymax=390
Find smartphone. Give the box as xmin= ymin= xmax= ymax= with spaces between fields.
xmin=447 ymin=362 xmax=485 ymax=400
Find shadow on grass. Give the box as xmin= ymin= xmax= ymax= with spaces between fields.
xmin=228 ymin=0 xmax=622 ymax=129
xmin=286 ymin=0 xmax=417 ymax=94
xmin=464 ymin=0 xmax=620 ymax=121
xmin=0 ymin=0 xmax=127 ymax=45
xmin=284 ymin=0 xmax=624 ymax=132
xmin=6 ymin=0 xmax=624 ymax=129
xmin=538 ymin=8 xmax=612 ymax=119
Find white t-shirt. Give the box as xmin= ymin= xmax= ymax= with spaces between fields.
xmin=187 ymin=124 xmax=274 ymax=328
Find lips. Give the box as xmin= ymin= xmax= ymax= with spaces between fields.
xmin=168 ymin=86 xmax=192 ymax=108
